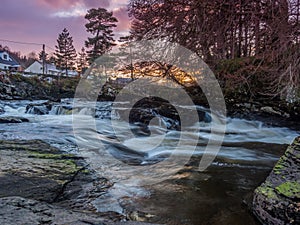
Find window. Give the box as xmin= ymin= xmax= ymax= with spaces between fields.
xmin=3 ymin=54 xmax=7 ymax=60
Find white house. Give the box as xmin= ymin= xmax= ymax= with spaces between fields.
xmin=0 ymin=50 xmax=20 ymax=71
xmin=25 ymin=60 xmax=78 ymax=77
xmin=24 ymin=61 xmax=60 ymax=75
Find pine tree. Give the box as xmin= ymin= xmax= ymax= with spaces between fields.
xmin=77 ymin=47 xmax=88 ymax=76
xmin=85 ymin=8 xmax=118 ymax=63
xmin=39 ymin=49 xmax=48 ymax=62
xmin=54 ymin=28 xmax=77 ymax=76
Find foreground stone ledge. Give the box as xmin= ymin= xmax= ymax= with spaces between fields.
xmin=0 ymin=139 xmax=163 ymax=224
xmin=253 ymin=136 xmax=300 ymax=225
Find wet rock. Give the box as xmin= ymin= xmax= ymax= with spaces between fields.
xmin=260 ymin=106 xmax=282 ymax=116
xmin=0 ymin=139 xmax=86 ymax=202
xmin=0 ymin=139 xmax=160 ymax=224
xmin=26 ymin=102 xmax=51 ymax=115
xmin=253 ymin=136 xmax=300 ymax=224
xmin=0 ymin=196 xmax=163 ymax=225
xmin=124 ymin=97 xmax=211 ymax=134
xmin=25 ymin=101 xmax=74 ymax=115
xmin=0 ymin=196 xmax=107 ymax=225
xmin=0 ymin=116 xmax=29 ymax=123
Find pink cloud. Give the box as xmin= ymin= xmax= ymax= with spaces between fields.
xmin=83 ymin=0 xmax=110 ymax=8
xmin=0 ymin=0 xmax=130 ymax=55
xmin=114 ymin=7 xmax=131 ymax=33
xmin=37 ymin=0 xmax=78 ymax=9
xmin=38 ymin=0 xmax=110 ymax=9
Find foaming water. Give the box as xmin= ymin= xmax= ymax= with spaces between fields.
xmin=0 ymin=99 xmax=298 ymax=164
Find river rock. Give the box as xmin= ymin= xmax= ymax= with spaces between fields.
xmin=0 ymin=196 xmax=108 ymax=225
xmin=0 ymin=116 xmax=29 ymax=123
xmin=260 ymin=106 xmax=283 ymax=116
xmin=253 ymin=136 xmax=300 ymax=224
xmin=124 ymin=97 xmax=211 ymax=134
xmin=26 ymin=101 xmax=74 ymax=115
xmin=0 ymin=196 xmax=159 ymax=225
xmin=0 ymin=139 xmax=88 ymax=202
xmin=0 ymin=139 xmax=162 ymax=224
xmin=26 ymin=101 xmax=53 ymax=115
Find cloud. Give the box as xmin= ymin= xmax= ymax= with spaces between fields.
xmin=52 ymin=4 xmax=87 ymax=18
xmin=38 ymin=0 xmax=110 ymax=10
xmin=83 ymin=0 xmax=110 ymax=9
xmin=0 ymin=0 xmax=130 ymax=55
xmin=48 ymin=0 xmax=112 ymax=19
xmin=38 ymin=0 xmax=79 ymax=9
xmin=113 ymin=7 xmax=131 ymax=33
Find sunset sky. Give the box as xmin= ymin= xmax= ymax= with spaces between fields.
xmin=0 ymin=0 xmax=130 ymax=56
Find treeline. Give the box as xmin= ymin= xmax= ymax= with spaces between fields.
xmin=128 ymin=0 xmax=300 ymax=102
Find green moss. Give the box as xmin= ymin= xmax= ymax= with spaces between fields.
xmin=59 ymin=159 xmax=80 ymax=173
xmin=28 ymin=151 xmax=81 ymax=174
xmin=255 ymin=182 xmax=279 ymax=200
xmin=81 ymin=169 xmax=90 ymax=174
xmin=275 ymin=181 xmax=300 ymax=199
xmin=273 ymin=154 xmax=289 ymax=175
xmin=28 ymin=151 xmax=74 ymax=160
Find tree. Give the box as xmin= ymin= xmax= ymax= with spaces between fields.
xmin=128 ymin=0 xmax=299 ymax=100
xmin=77 ymin=47 xmax=89 ymax=76
xmin=85 ymin=8 xmax=118 ymax=63
xmin=54 ymin=28 xmax=77 ymax=76
xmin=39 ymin=49 xmax=48 ymax=62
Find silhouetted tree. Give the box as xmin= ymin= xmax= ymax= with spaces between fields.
xmin=54 ymin=28 xmax=77 ymax=76
xmin=77 ymin=47 xmax=89 ymax=76
xmin=85 ymin=8 xmax=118 ymax=63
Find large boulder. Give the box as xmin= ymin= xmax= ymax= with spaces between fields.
xmin=253 ymin=136 xmax=300 ymax=224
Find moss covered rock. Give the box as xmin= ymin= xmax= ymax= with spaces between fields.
xmin=0 ymin=140 xmax=85 ymax=202
xmin=253 ymin=136 xmax=300 ymax=224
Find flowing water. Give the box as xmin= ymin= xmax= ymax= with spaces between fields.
xmin=0 ymin=99 xmax=299 ymax=225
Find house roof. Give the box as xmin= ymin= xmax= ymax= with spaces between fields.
xmin=0 ymin=51 xmax=20 ymax=66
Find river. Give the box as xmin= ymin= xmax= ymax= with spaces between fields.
xmin=0 ymin=99 xmax=299 ymax=225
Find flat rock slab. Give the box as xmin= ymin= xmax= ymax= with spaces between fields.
xmin=0 ymin=196 xmax=108 ymax=225
xmin=0 ymin=196 xmax=162 ymax=225
xmin=253 ymin=136 xmax=300 ymax=224
xmin=0 ymin=139 xmax=85 ymax=202
xmin=0 ymin=139 xmax=163 ymax=224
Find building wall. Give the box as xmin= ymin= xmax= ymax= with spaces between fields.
xmin=24 ymin=61 xmax=43 ymax=74
xmin=0 ymin=63 xmax=9 ymax=70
